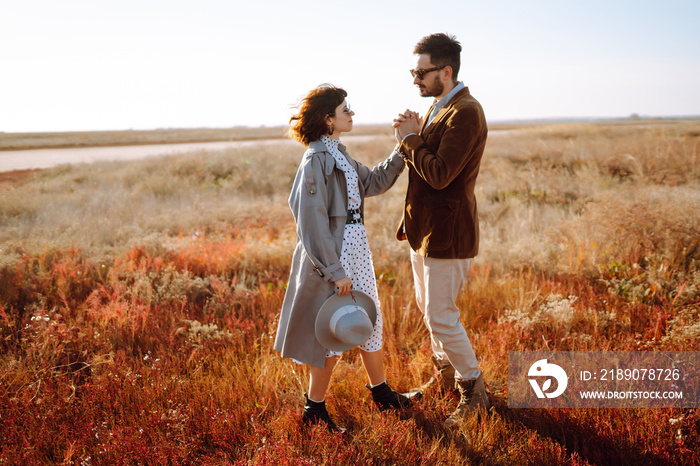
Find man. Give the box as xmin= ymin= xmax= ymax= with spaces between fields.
xmin=393 ymin=33 xmax=489 ymax=428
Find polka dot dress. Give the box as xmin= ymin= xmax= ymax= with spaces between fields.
xmin=321 ymin=136 xmax=383 ymax=355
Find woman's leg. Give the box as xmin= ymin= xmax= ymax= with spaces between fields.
xmin=304 ymin=356 xmax=345 ymax=432
xmin=361 ymin=348 xmax=422 ymax=410
xmin=308 ymin=355 xmax=340 ymax=401
xmin=359 ymin=349 xmax=386 ymax=386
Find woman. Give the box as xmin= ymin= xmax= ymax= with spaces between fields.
xmin=274 ymin=84 xmax=420 ymax=432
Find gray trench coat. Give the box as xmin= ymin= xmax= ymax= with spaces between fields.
xmin=273 ymin=139 xmax=405 ymax=369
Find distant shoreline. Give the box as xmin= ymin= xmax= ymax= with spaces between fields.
xmin=0 ymin=136 xmax=289 ymax=152
xmin=2 ymin=118 xmax=698 ymax=151
xmin=0 ymin=125 xmax=387 ymax=152
xmin=0 ymin=135 xmax=380 ymax=173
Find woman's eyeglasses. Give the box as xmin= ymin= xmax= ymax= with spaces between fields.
xmin=327 ymin=107 xmax=354 ymax=117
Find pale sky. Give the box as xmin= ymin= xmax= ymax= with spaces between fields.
xmin=2 ymin=0 xmax=699 ymax=132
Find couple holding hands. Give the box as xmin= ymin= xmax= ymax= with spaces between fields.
xmin=274 ymin=33 xmax=489 ymax=433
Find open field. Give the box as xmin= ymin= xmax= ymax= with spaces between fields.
xmin=1 ymin=121 xmax=699 ymax=464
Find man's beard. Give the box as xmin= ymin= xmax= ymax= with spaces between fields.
xmin=419 ymin=75 xmax=444 ymax=97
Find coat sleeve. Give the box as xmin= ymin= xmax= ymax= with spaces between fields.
xmin=289 ymin=152 xmax=347 ymax=283
xmin=399 ymin=104 xmax=484 ymax=190
xmin=353 ymin=150 xmax=405 ymax=198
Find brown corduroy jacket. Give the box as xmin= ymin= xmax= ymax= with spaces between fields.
xmin=396 ymin=86 xmax=487 ymax=259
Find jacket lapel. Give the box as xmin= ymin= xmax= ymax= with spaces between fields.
xmin=420 ymin=87 xmax=471 ymax=136
xmin=420 ymin=105 xmax=434 ymax=135
xmin=420 ymin=104 xmax=450 ymax=136
xmin=428 ymin=107 xmax=449 ymax=128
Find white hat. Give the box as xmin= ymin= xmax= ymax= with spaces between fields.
xmin=315 ymin=290 xmax=378 ymax=352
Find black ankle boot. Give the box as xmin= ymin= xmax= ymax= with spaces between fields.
xmin=302 ymin=393 xmax=346 ymax=433
xmin=366 ymin=382 xmax=423 ymax=411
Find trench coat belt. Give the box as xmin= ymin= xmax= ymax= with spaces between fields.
xmin=346 ymin=208 xmax=363 ymax=225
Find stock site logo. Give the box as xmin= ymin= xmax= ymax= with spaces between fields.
xmin=528 ymin=359 xmax=568 ymax=398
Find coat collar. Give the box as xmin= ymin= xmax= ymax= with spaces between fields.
xmin=307 ymin=139 xmax=328 ymax=154
xmin=306 ymin=139 xmax=349 ymax=176
xmin=308 ymin=138 xmax=348 ymax=154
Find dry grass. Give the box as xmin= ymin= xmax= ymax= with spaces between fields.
xmin=1 ymin=121 xmax=699 ymax=464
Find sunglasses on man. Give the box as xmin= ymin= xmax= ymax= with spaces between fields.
xmin=409 ymin=65 xmax=447 ymax=80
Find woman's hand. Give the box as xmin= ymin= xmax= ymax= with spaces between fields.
xmin=393 ymin=109 xmax=422 ymax=141
xmin=334 ymin=277 xmax=352 ymax=297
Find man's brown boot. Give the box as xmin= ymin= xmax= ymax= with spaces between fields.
xmin=413 ymin=355 xmax=457 ymax=393
xmin=444 ymin=373 xmax=490 ymax=428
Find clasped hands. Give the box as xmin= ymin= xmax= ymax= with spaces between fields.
xmin=393 ymin=109 xmax=422 ymax=143
xmin=332 ymin=110 xmax=422 ymax=297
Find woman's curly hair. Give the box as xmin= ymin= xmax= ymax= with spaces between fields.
xmin=287 ymin=84 xmax=347 ymax=146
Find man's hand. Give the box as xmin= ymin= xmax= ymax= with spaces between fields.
xmin=392 ymin=109 xmax=422 ymax=142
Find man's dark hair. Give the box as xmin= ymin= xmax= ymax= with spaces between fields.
xmin=414 ymin=33 xmax=461 ymax=81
